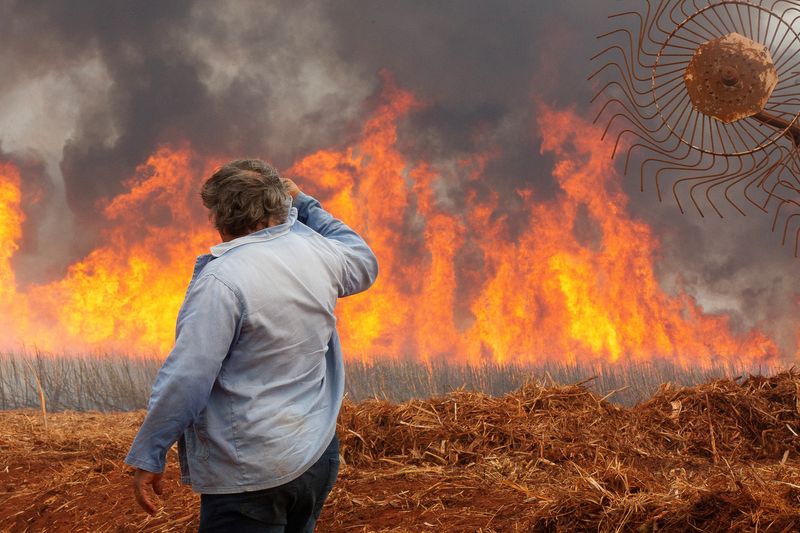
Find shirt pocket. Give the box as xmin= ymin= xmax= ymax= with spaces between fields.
xmin=192 ymin=419 xmax=211 ymax=462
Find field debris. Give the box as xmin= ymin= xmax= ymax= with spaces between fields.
xmin=1 ymin=370 xmax=799 ymax=531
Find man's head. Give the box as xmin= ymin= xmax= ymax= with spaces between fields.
xmin=201 ymin=159 xmax=290 ymax=241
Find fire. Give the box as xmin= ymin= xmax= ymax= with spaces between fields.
xmin=0 ymin=78 xmax=788 ymax=365
xmin=1 ymin=150 xmax=219 ymax=354
xmin=464 ymin=106 xmax=776 ymax=365
xmin=0 ymin=163 xmax=22 ymax=298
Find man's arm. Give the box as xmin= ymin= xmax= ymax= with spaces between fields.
xmin=125 ymin=273 xmax=242 ymax=473
xmin=285 ymin=180 xmax=378 ymax=297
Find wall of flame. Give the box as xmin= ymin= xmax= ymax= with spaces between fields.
xmin=0 ymin=81 xmax=789 ymax=365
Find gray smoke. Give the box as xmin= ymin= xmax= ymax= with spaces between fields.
xmin=0 ymin=0 xmax=796 ymax=356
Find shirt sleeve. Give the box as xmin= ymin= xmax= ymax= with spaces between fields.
xmin=293 ymin=192 xmax=379 ymax=297
xmin=124 ymin=273 xmax=242 ymax=473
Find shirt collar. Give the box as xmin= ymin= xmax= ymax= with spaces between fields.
xmin=210 ymin=207 xmax=298 ymax=257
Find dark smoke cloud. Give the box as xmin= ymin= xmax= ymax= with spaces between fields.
xmin=2 ymin=0 xmax=370 ymax=234
xmin=0 ymin=0 xmax=796 ymax=355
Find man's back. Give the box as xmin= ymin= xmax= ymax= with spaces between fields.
xmin=126 ymin=189 xmax=377 ymax=493
xmin=183 ymin=213 xmax=353 ymax=492
xmin=126 ymin=162 xmax=376 ymax=530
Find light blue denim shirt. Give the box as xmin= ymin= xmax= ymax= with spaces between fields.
xmin=124 ymin=193 xmax=378 ymax=494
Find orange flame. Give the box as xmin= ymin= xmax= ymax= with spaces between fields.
xmin=0 ymin=163 xmax=22 ymax=297
xmin=0 ymin=79 xmax=788 ymax=364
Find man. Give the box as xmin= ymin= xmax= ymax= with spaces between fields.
xmin=124 ymin=159 xmax=378 ymax=532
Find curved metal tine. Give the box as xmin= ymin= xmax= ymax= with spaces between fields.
xmin=594 ymin=26 xmax=661 ymax=74
xmin=681 ymin=16 xmax=721 ymax=45
xmin=589 ymin=54 xmax=657 ymax=98
xmin=693 ymin=0 xmax=736 ymax=36
xmin=652 ymin=150 xmax=706 ymax=208
xmin=650 ymin=144 xmax=712 ymax=209
xmin=772 ymin=200 xmax=800 ymax=255
xmin=752 ymin=149 xmax=793 ymax=207
xmin=718 ymin=120 xmax=745 ymax=158
xmin=764 ymin=93 xmax=800 ymax=108
xmin=646 ymin=110 xmax=704 ymax=201
xmin=721 ymin=149 xmax=767 ymax=212
xmin=678 ymin=2 xmax=723 ymax=43
xmin=738 ymin=115 xmax=781 ymax=152
xmin=767 ymin=11 xmax=800 ymax=67
xmin=765 ymin=4 xmax=785 ymax=53
xmin=628 ymin=0 xmax=680 ymax=70
xmin=592 ymin=78 xmax=664 ymax=116
xmin=760 ymin=106 xmax=800 ymax=135
xmin=634 ymin=146 xmax=693 ymax=200
xmin=742 ymin=143 xmax=794 ymax=209
xmin=592 ymin=38 xmax=687 ymax=104
xmin=764 ymin=9 xmax=800 ymax=65
xmin=624 ymin=132 xmax=688 ymax=177
xmin=763 ymin=173 xmax=796 ymax=213
xmin=773 ymin=44 xmax=800 ymax=82
xmin=702 ymin=125 xmax=749 ymax=215
xmin=765 ymin=98 xmax=800 ymax=112
xmin=769 ymin=85 xmax=800 ymax=96
xmin=770 ymin=88 xmax=800 ymax=98
xmin=709 ymin=111 xmax=720 ymax=156
xmin=598 ymin=85 xmax=671 ymax=156
xmin=731 ymin=150 xmax=778 ymax=213
xmin=721 ymin=121 xmax=780 ymax=213
xmin=756 ymin=0 xmax=765 ymax=44
xmin=651 ymin=0 xmax=678 ymax=49
xmin=665 ymin=23 xmax=706 ymax=47
xmin=736 ymin=149 xmax=785 ymax=213
xmin=593 ymin=92 xmax=658 ymax=123
xmin=590 ymin=37 xmax=644 ymax=68
xmin=616 ymin=121 xmax=682 ymax=165
xmin=655 ymin=1 xmax=700 ymax=52
xmin=759 ymin=0 xmax=785 ymax=46
xmin=728 ymin=112 xmax=764 ymax=154
xmin=651 ymin=71 xmax=691 ymax=106
xmin=665 ymin=150 xmax=732 ymax=217
xmin=670 ymin=0 xmax=694 ymax=36
xmin=604 ymin=10 xmax=663 ymax=69
xmin=653 ymin=63 xmax=692 ymax=81
xmin=654 ymin=76 xmax=693 ymax=117
xmin=773 ymin=38 xmax=800 ymax=75
xmin=632 ymin=87 xmax=691 ymax=153
xmin=765 ymin=163 xmax=800 ymax=207
xmin=687 ymin=0 xmax=730 ymax=37
xmin=592 ymin=97 xmax=658 ymax=129
xmin=734 ymin=2 xmax=751 ymax=37
xmin=672 ymin=116 xmax=729 ymax=217
xmin=670 ymin=93 xmax=699 ymax=142
xmin=724 ymin=1 xmax=750 ymax=36
xmin=774 ymin=63 xmax=800 ymax=86
xmin=598 ymin=106 xmax=664 ymax=146
xmin=599 ymin=107 xmax=660 ymax=148
xmin=689 ymin=158 xmax=740 ymax=218
xmin=704 ymin=0 xmax=738 ymax=36
xmin=775 ymin=177 xmax=800 ymax=207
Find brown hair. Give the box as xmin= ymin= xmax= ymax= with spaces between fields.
xmin=201 ymin=159 xmax=290 ymax=237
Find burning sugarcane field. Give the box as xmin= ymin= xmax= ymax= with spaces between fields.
xmin=1 ymin=1 xmax=799 ymax=532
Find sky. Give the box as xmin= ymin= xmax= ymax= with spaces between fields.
xmin=0 ymin=0 xmax=797 ymax=356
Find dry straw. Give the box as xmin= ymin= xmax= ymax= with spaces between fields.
xmin=1 ymin=370 xmax=799 ymax=532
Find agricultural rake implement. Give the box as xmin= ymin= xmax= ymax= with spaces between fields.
xmin=591 ymin=0 xmax=800 ymax=256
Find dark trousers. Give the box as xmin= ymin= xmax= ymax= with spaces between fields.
xmin=198 ymin=435 xmax=340 ymax=533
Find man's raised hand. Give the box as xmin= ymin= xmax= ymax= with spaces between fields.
xmin=282 ymin=178 xmax=301 ymax=199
